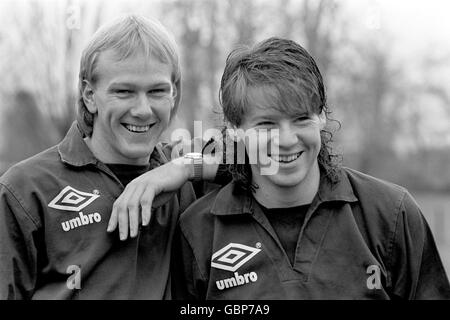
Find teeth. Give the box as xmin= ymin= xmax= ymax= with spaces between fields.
xmin=125 ymin=124 xmax=151 ymax=133
xmin=270 ymin=152 xmax=302 ymax=163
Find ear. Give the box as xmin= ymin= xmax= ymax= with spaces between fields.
xmin=169 ymin=86 xmax=177 ymax=112
xmin=169 ymin=79 xmax=181 ymax=122
xmin=172 ymin=79 xmax=181 ymax=110
xmin=318 ymin=110 xmax=327 ymax=129
xmin=82 ymin=80 xmax=97 ymax=114
xmin=172 ymin=84 xmax=178 ymax=102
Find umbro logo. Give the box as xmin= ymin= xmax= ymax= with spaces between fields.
xmin=212 ymin=243 xmax=261 ymax=291
xmin=48 ymin=186 xmax=99 ymax=212
xmin=211 ymin=243 xmax=261 ymax=272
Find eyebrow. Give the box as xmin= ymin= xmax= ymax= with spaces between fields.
xmin=249 ymin=111 xmax=310 ymax=123
xmin=293 ymin=112 xmax=310 ymax=117
xmin=248 ymin=115 xmax=277 ymax=124
xmin=108 ymin=82 xmax=172 ymax=88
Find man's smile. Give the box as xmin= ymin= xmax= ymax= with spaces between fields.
xmin=268 ymin=151 xmax=303 ymax=163
xmin=122 ymin=123 xmax=155 ymax=133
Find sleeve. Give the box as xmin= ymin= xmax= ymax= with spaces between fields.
xmin=161 ymin=134 xmax=232 ymax=198
xmin=388 ymin=191 xmax=450 ymax=300
xmin=0 ymin=183 xmax=40 ymax=300
xmin=201 ymin=129 xmax=233 ymax=186
xmin=177 ymin=181 xmax=197 ymax=213
xmin=171 ymin=224 xmax=206 ymax=300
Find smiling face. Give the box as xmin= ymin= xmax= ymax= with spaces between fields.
xmin=83 ymin=49 xmax=176 ymax=165
xmin=239 ymin=86 xmax=325 ymax=196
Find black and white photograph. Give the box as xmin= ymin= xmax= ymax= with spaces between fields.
xmin=0 ymin=0 xmax=449 ymax=310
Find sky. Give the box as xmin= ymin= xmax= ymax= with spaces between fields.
xmin=344 ymin=0 xmax=450 ymax=149
xmin=345 ymin=0 xmax=450 ymax=51
xmin=0 ymin=0 xmax=449 ymax=149
xmin=378 ymin=0 xmax=450 ymax=41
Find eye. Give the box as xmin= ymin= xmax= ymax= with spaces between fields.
xmin=294 ymin=116 xmax=310 ymax=122
xmin=256 ymin=121 xmax=275 ymax=126
xmin=114 ymin=89 xmax=132 ymax=96
xmin=149 ymin=88 xmax=169 ymax=95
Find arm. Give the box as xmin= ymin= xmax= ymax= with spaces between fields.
xmin=0 ymin=183 xmax=40 ymax=299
xmin=107 ymin=132 xmax=235 ymax=240
xmin=107 ymin=154 xmax=229 ymax=240
xmin=388 ymin=191 xmax=450 ymax=299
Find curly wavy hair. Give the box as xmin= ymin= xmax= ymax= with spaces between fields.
xmin=219 ymin=37 xmax=341 ymax=192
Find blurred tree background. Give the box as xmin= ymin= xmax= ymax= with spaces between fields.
xmin=0 ymin=0 xmax=449 ymax=273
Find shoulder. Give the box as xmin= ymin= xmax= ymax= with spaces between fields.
xmin=1 ymin=145 xmax=60 ymax=188
xmin=343 ymin=167 xmax=406 ymax=193
xmin=0 ymin=146 xmax=58 ymax=227
xmin=341 ymin=167 xmax=424 ymax=238
xmin=0 ymin=145 xmax=62 ymax=223
xmin=342 ymin=167 xmax=409 ymax=210
xmin=179 ymin=186 xmax=222 ymax=228
xmin=178 ymin=183 xmax=235 ymax=243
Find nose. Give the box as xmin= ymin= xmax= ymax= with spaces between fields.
xmin=273 ymin=121 xmax=298 ymax=150
xmin=130 ymin=93 xmax=154 ymax=119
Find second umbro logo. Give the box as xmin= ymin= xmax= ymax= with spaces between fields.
xmin=48 ymin=186 xmax=99 ymax=212
xmin=211 ymin=243 xmax=261 ymax=291
xmin=211 ymin=243 xmax=261 ymax=272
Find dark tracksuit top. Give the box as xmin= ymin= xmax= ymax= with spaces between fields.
xmin=0 ymin=122 xmax=196 ymax=299
xmin=172 ymin=168 xmax=450 ymax=300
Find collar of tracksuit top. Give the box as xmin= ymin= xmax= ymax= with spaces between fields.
xmin=58 ymin=121 xmax=168 ymax=177
xmin=207 ymin=170 xmax=360 ymax=285
xmin=210 ymin=169 xmax=358 ymax=218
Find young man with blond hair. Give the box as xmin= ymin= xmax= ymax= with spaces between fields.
xmin=0 ymin=15 xmax=198 ymax=299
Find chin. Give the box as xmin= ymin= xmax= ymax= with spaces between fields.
xmin=265 ymin=172 xmax=307 ymax=189
xmin=122 ymin=146 xmax=153 ymax=162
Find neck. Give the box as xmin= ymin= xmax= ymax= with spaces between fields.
xmin=252 ymin=161 xmax=320 ymax=208
xmin=84 ymin=136 xmax=151 ymax=165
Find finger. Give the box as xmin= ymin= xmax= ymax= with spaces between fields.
xmin=118 ymin=205 xmax=129 ymax=241
xmin=128 ymin=186 xmax=146 ymax=238
xmin=118 ymin=184 xmax=137 ymax=240
xmin=107 ymin=199 xmax=120 ymax=232
xmin=140 ymin=187 xmax=155 ymax=226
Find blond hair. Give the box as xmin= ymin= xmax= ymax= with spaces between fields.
xmin=77 ymin=15 xmax=181 ymax=136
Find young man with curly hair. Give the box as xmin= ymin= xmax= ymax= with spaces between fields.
xmin=169 ymin=37 xmax=450 ymax=299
